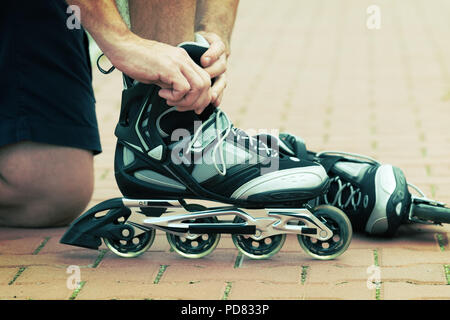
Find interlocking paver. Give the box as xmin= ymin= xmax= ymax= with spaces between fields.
xmin=381 ymin=283 xmax=450 ymax=300
xmin=77 ymin=281 xmax=227 ymax=300
xmin=0 ymin=268 xmax=21 ymax=286
xmin=162 ymin=265 xmax=303 ymax=284
xmin=306 ymin=266 xmax=370 ymax=284
xmin=380 ymin=264 xmax=448 ymax=284
xmin=0 ymin=283 xmax=73 ymax=300
xmin=227 ymin=281 xmax=305 ymax=300
xmin=380 ymin=248 xmax=450 ymax=267
xmin=304 ymin=282 xmax=375 ymax=300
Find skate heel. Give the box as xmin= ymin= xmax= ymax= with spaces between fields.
xmin=60 ymin=198 xmax=131 ymax=250
xmin=59 ymin=230 xmax=102 ymax=250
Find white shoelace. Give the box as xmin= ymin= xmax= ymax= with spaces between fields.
xmin=186 ymin=110 xmax=274 ymax=176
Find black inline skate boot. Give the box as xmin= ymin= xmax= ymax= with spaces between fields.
xmin=275 ymin=133 xmax=412 ymax=236
xmin=60 ymin=36 xmax=353 ymax=260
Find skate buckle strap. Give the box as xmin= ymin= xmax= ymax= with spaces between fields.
xmin=317 ymin=151 xmax=380 ymax=164
xmin=96 ymin=53 xmax=115 ymax=74
xmin=408 ymin=183 xmax=446 ymax=223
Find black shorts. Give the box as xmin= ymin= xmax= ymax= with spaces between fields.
xmin=0 ymin=0 xmax=102 ymax=154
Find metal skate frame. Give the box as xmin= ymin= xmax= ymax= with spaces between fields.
xmin=122 ymin=198 xmax=334 ymax=241
xmin=407 ymin=183 xmax=446 ymax=224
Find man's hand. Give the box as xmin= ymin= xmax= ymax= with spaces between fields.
xmin=197 ymin=31 xmax=229 ymax=108
xmin=66 ymin=0 xmax=213 ymax=114
xmin=110 ymin=34 xmax=212 ymax=114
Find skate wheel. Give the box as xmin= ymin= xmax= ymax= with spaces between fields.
xmin=232 ymin=217 xmax=286 ymax=260
xmin=297 ymin=205 xmax=352 ymax=260
xmin=166 ymin=216 xmax=221 ymax=259
xmin=103 ymin=223 xmax=155 ymax=258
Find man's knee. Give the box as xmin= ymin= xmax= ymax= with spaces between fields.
xmin=0 ymin=141 xmax=94 ymax=227
xmin=2 ymin=188 xmax=93 ymax=228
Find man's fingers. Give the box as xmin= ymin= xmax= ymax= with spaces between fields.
xmin=204 ymin=54 xmax=227 ymax=79
xmin=175 ymin=64 xmax=206 ymax=107
xmin=200 ymin=35 xmax=226 ymax=68
xmin=159 ymin=88 xmax=187 ymax=102
xmin=211 ymin=73 xmax=227 ymax=104
xmin=157 ymin=70 xmax=191 ymax=101
xmin=213 ymin=91 xmax=224 ymax=107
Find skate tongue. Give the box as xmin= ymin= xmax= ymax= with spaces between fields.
xmin=157 ymin=34 xmax=217 ymax=141
xmin=157 ymin=108 xmax=201 ymax=138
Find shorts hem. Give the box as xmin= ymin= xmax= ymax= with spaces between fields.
xmin=0 ymin=116 xmax=102 ymax=155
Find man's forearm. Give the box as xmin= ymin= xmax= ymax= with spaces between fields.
xmin=66 ymin=0 xmax=132 ymax=60
xmin=195 ymin=0 xmax=239 ymax=56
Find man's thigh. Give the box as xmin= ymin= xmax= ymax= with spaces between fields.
xmin=0 ymin=141 xmax=94 ymax=227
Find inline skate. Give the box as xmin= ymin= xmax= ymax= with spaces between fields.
xmin=276 ymin=133 xmax=450 ymax=236
xmin=60 ymin=37 xmax=353 ymax=260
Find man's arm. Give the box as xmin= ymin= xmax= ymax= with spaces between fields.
xmin=194 ymin=0 xmax=239 ymax=107
xmin=66 ymin=0 xmax=212 ymax=113
xmin=195 ymin=0 xmax=239 ymax=56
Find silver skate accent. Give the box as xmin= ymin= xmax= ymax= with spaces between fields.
xmin=143 ymin=207 xmax=250 ymax=237
xmin=147 ymin=145 xmax=163 ymax=161
xmin=135 ymin=100 xmax=151 ymax=151
xmin=266 ymin=208 xmax=333 ymax=241
xmin=122 ymin=198 xmax=183 ymax=209
xmin=130 ymin=202 xmax=334 ymax=241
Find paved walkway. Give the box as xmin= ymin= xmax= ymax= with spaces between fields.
xmin=1 ymin=0 xmax=450 ymax=300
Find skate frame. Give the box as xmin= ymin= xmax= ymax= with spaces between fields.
xmin=407 ymin=183 xmax=447 ymax=224
xmin=122 ymin=198 xmax=334 ymax=241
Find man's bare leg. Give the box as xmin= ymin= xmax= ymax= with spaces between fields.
xmin=0 ymin=142 xmax=94 ymax=228
xmin=128 ymin=0 xmax=196 ymax=46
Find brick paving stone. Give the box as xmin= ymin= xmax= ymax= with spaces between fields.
xmin=306 ymin=266 xmax=370 ymax=284
xmin=0 ymin=251 xmax=101 ymax=268
xmin=227 ymin=281 xmax=305 ymax=300
xmin=349 ymin=225 xmax=446 ymax=251
xmin=304 ymin=282 xmax=375 ymax=300
xmin=0 ymin=227 xmax=64 ymax=241
xmin=0 ymin=283 xmax=73 ymax=300
xmin=77 ymin=281 xmax=227 ymax=300
xmin=381 ymin=283 xmax=450 ymax=300
xmin=380 ymin=248 xmax=450 ymax=267
xmin=98 ymin=249 xmax=238 ymax=269
xmin=0 ymin=237 xmax=47 ymax=255
xmin=241 ymin=249 xmax=374 ymax=268
xmin=80 ymin=265 xmax=161 ymax=285
xmin=13 ymin=266 xmax=71 ymax=285
xmin=380 ymin=264 xmax=448 ymax=285
xmin=240 ymin=252 xmax=314 ymax=268
xmin=162 ymin=265 xmax=303 ymax=284
xmin=0 ymin=268 xmax=21 ymax=285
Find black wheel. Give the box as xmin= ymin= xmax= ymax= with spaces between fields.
xmin=413 ymin=203 xmax=450 ymax=224
xmin=297 ymin=205 xmax=352 ymax=260
xmin=103 ymin=216 xmax=155 ymax=258
xmin=166 ymin=204 xmax=220 ymax=259
xmin=232 ymin=217 xmax=286 ymax=260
